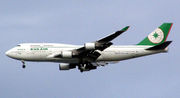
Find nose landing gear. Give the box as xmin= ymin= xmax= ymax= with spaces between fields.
xmin=21 ymin=60 xmax=26 ymax=69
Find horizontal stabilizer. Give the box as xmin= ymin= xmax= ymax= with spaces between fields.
xmin=146 ymin=41 xmax=172 ymax=50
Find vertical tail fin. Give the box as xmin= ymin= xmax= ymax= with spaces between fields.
xmin=137 ymin=23 xmax=173 ymax=45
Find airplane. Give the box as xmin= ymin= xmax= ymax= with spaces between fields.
xmin=5 ymin=23 xmax=173 ymax=72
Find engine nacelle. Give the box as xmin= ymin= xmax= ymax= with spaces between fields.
xmin=61 ymin=51 xmax=72 ymax=58
xmin=59 ymin=63 xmax=76 ymax=70
xmin=84 ymin=43 xmax=96 ymax=50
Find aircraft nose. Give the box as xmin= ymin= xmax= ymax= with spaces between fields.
xmin=5 ymin=49 xmax=21 ymax=60
xmin=5 ymin=50 xmax=12 ymax=57
xmin=5 ymin=50 xmax=11 ymax=57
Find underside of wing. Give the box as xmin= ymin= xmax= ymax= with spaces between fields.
xmin=97 ymin=26 xmax=129 ymax=43
xmin=73 ymin=26 xmax=130 ymax=61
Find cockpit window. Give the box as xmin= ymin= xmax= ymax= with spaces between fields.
xmin=17 ymin=45 xmax=21 ymax=47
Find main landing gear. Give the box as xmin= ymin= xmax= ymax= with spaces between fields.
xmin=21 ymin=60 xmax=26 ymax=69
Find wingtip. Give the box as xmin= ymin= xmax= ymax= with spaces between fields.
xmin=121 ymin=26 xmax=130 ymax=31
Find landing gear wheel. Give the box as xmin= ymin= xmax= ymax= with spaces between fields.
xmin=22 ymin=65 xmax=26 ymax=69
xmin=21 ymin=60 xmax=26 ymax=69
xmin=78 ymin=65 xmax=83 ymax=73
xmin=80 ymin=69 xmax=83 ymax=73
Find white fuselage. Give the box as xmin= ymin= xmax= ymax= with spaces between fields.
xmin=6 ymin=43 xmax=167 ymax=63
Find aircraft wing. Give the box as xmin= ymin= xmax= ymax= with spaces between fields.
xmin=73 ymin=26 xmax=129 ymax=60
xmin=97 ymin=26 xmax=130 ymax=44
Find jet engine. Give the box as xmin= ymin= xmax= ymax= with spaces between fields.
xmin=59 ymin=63 xmax=76 ymax=70
xmin=61 ymin=51 xmax=73 ymax=58
xmin=84 ymin=43 xmax=96 ymax=50
xmin=84 ymin=42 xmax=113 ymax=51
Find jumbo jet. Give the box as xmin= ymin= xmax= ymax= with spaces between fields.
xmin=6 ymin=23 xmax=173 ymax=72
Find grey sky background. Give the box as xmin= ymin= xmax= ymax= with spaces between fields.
xmin=0 ymin=0 xmax=180 ymax=98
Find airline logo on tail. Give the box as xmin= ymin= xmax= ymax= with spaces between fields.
xmin=148 ymin=28 xmax=164 ymax=44
xmin=138 ymin=23 xmax=173 ymax=46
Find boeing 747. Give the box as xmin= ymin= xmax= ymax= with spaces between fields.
xmin=6 ymin=23 xmax=173 ymax=72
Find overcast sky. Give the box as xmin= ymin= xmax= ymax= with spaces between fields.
xmin=0 ymin=0 xmax=180 ymax=98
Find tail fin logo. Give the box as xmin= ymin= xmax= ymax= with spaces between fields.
xmin=148 ymin=28 xmax=164 ymax=44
